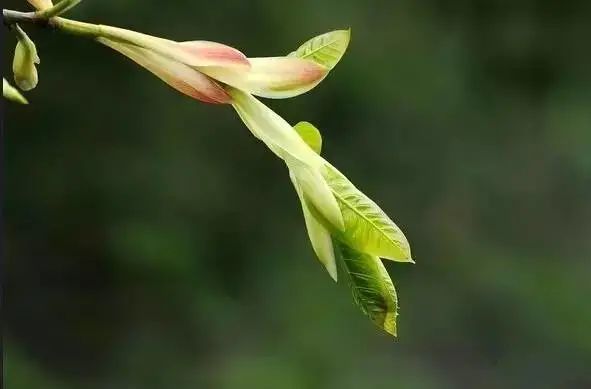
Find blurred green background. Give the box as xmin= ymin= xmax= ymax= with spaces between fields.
xmin=3 ymin=0 xmax=591 ymax=388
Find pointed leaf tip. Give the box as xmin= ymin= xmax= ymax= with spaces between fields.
xmin=337 ymin=242 xmax=398 ymax=336
xmin=289 ymin=29 xmax=351 ymax=70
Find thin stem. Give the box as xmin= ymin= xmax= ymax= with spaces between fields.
xmin=4 ymin=9 xmax=104 ymax=38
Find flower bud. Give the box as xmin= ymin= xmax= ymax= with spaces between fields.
xmin=98 ymin=38 xmax=231 ymax=104
xmin=12 ymin=26 xmax=40 ymax=91
xmin=27 ymin=0 xmax=53 ymax=10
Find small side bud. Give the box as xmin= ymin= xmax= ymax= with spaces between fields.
xmin=36 ymin=0 xmax=83 ymax=19
xmin=13 ymin=25 xmax=40 ymax=91
xmin=3 ymin=78 xmax=29 ymax=104
xmin=27 ymin=0 xmax=53 ymax=10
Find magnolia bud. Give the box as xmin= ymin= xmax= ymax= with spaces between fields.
xmin=12 ymin=26 xmax=40 ymax=91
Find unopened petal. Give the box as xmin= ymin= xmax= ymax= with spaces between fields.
xmin=95 ymin=26 xmax=249 ymax=71
xmin=99 ymin=38 xmax=230 ymax=104
xmin=178 ymin=41 xmax=250 ymax=69
xmin=201 ymin=57 xmax=328 ymax=99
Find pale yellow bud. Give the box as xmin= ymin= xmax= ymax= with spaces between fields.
xmin=12 ymin=26 xmax=40 ymax=91
xmin=27 ymin=0 xmax=53 ymax=10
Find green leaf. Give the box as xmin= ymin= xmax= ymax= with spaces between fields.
xmin=337 ymin=241 xmax=398 ymax=336
xmin=3 ymin=78 xmax=28 ymax=104
xmin=290 ymin=121 xmax=411 ymax=262
xmin=290 ymin=172 xmax=337 ymax=281
xmin=289 ymin=29 xmax=351 ymax=70
xmin=323 ymin=163 xmax=413 ymax=262
xmin=294 ymin=121 xmax=322 ymax=154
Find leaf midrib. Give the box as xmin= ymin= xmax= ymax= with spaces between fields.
xmin=330 ymin=186 xmax=400 ymax=251
xmin=298 ymin=37 xmax=342 ymax=60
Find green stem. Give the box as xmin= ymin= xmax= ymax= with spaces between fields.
xmin=3 ymin=8 xmax=169 ymax=45
xmin=50 ymin=17 xmax=103 ymax=37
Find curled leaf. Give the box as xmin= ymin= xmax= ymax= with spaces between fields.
xmin=290 ymin=172 xmax=337 ymax=281
xmin=337 ymin=241 xmax=398 ymax=336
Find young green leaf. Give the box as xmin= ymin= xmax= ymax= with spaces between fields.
xmin=290 ymin=172 xmax=337 ymax=281
xmin=289 ymin=29 xmax=351 ymax=70
xmin=3 ymin=78 xmax=29 ymax=104
xmin=294 ymin=121 xmax=322 ymax=154
xmin=290 ymin=121 xmax=412 ymax=262
xmin=323 ymin=163 xmax=412 ymax=262
xmin=337 ymin=241 xmax=398 ymax=336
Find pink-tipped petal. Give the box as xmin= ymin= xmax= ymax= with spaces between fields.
xmin=177 ymin=41 xmax=250 ymax=69
xmin=199 ymin=57 xmax=329 ymax=99
xmin=98 ymin=38 xmax=230 ymax=104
